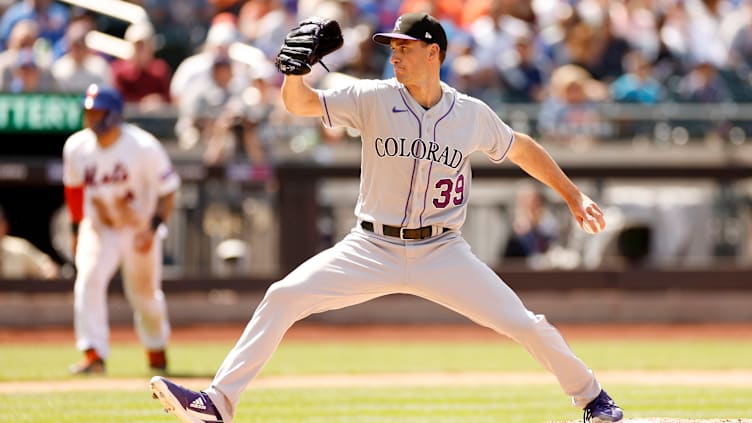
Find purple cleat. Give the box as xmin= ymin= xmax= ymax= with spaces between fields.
xmin=583 ymin=390 xmax=624 ymax=422
xmin=150 ymin=376 xmax=224 ymax=423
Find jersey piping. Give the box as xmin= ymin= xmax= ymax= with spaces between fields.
xmin=322 ymin=95 xmax=333 ymax=128
xmin=419 ymin=91 xmax=456 ymax=226
xmin=397 ymin=87 xmax=422 ymax=227
xmin=491 ymin=129 xmax=516 ymax=163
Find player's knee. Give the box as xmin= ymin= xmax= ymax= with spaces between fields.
xmin=131 ymin=291 xmax=164 ymax=313
xmin=500 ymin=310 xmax=546 ymax=340
xmin=73 ymin=274 xmax=107 ymax=301
xmin=262 ymin=282 xmax=303 ymax=307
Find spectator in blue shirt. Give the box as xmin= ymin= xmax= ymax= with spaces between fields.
xmin=610 ymin=50 xmax=663 ymax=104
xmin=0 ymin=0 xmax=69 ymax=50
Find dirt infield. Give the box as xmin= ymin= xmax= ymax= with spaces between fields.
xmin=2 ymin=369 xmax=752 ymax=394
xmin=555 ymin=420 xmax=752 ymax=423
xmin=1 ymin=323 xmax=751 ymax=396
xmin=3 ymin=322 xmax=752 ymax=344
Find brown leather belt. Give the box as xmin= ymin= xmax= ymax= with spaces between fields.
xmin=360 ymin=221 xmax=448 ymax=240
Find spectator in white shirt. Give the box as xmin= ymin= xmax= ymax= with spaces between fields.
xmin=51 ymin=18 xmax=111 ymax=93
xmin=170 ymin=13 xmax=242 ymax=109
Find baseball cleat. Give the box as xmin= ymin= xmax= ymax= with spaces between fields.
xmin=583 ymin=389 xmax=623 ymax=422
xmin=147 ymin=349 xmax=168 ymax=374
xmin=69 ymin=348 xmax=105 ymax=375
xmin=149 ymin=376 xmax=224 ymax=423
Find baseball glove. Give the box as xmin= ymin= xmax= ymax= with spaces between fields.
xmin=275 ymin=17 xmax=344 ymax=75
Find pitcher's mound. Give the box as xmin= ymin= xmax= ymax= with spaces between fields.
xmin=554 ymin=419 xmax=752 ymax=423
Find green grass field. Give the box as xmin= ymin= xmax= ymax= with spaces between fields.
xmin=3 ymin=334 xmax=752 ymax=422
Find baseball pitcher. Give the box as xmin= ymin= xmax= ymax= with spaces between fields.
xmin=64 ymin=84 xmax=180 ymax=374
xmin=150 ymin=13 xmax=623 ymax=423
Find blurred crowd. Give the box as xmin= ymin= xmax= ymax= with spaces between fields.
xmin=2 ymin=0 xmax=752 ymax=158
xmin=2 ymin=0 xmax=752 ymax=275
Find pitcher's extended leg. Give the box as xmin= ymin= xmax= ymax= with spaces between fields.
xmin=205 ymin=231 xmax=403 ymax=422
xmin=408 ymin=234 xmax=601 ymax=408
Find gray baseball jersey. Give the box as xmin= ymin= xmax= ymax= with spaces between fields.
xmin=320 ymin=78 xmax=514 ymax=230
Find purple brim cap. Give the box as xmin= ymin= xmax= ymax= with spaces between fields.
xmin=372 ymin=33 xmax=419 ymax=45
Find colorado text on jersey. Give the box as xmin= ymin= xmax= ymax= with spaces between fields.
xmin=373 ymin=136 xmax=463 ymax=169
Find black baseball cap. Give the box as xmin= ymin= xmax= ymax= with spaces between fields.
xmin=373 ymin=12 xmax=447 ymax=52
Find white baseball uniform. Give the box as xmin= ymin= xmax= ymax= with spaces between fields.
xmin=63 ymin=123 xmax=181 ymax=358
xmin=203 ymin=79 xmax=602 ymax=422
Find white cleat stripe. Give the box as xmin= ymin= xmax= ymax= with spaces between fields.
xmin=188 ymin=408 xmax=221 ymax=421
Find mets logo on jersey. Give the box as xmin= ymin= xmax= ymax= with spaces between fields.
xmin=374 ymin=137 xmax=463 ymax=169
xmin=84 ymin=162 xmax=129 ymax=186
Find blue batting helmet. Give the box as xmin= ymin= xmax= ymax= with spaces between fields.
xmin=82 ymin=84 xmax=124 ymax=134
xmin=82 ymin=84 xmax=124 ymax=113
